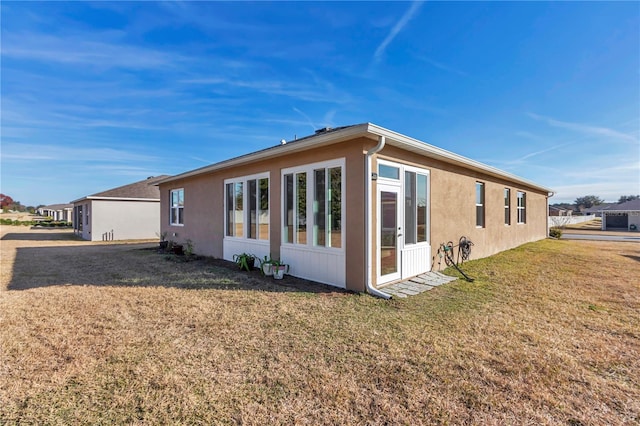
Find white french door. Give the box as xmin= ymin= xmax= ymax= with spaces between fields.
xmin=377 ymin=183 xmax=402 ymax=284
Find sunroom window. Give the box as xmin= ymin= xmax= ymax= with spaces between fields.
xmin=283 ymin=160 xmax=343 ymax=249
xmin=225 ymin=174 xmax=269 ymax=239
xmin=404 ymin=171 xmax=428 ymax=244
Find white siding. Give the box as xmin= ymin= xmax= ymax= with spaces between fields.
xmin=401 ymin=244 xmax=431 ymax=279
xmin=89 ymin=200 xmax=160 ymax=241
xmin=223 ymin=238 xmax=270 ymax=266
xmin=280 ymin=245 xmax=346 ymax=288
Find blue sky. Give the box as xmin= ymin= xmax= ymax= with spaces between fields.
xmin=2 ymin=1 xmax=638 ymax=206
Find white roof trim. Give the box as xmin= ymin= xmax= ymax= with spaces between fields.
xmin=156 ymin=122 xmax=553 ymax=194
xmin=71 ymin=196 xmax=160 ymax=204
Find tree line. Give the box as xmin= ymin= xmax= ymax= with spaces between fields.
xmin=553 ymin=194 xmax=640 ymax=211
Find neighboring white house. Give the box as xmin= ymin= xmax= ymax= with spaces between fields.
xmin=39 ymin=204 xmax=74 ymax=222
xmin=600 ymin=199 xmax=640 ymax=231
xmin=71 ymin=176 xmax=168 ymax=241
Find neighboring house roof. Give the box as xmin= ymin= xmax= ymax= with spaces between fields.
xmin=70 ymin=175 xmax=169 ymax=204
xmin=43 ymin=203 xmax=73 ymax=210
xmin=583 ymin=203 xmax=615 ymax=214
xmin=602 ymin=199 xmax=640 ymax=212
xmin=549 ymin=206 xmax=568 ymax=212
xmin=156 ymin=123 xmax=554 ymax=194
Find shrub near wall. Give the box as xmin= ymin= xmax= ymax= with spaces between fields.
xmin=0 ymin=219 xmax=72 ymax=227
xmin=549 ymin=228 xmax=562 ymax=238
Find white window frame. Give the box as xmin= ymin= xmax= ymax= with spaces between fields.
xmin=224 ymin=172 xmax=270 ymax=241
xmin=169 ymin=188 xmax=184 ymax=226
xmin=476 ymin=182 xmax=485 ymax=228
xmin=377 ymin=159 xmax=430 ymax=246
xmin=504 ymin=188 xmax=511 ymax=226
xmin=281 ymin=158 xmax=345 ymax=252
xmin=517 ymin=191 xmax=526 ymax=224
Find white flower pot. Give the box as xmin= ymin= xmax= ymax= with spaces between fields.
xmin=273 ymin=265 xmax=287 ymax=280
xmin=262 ymin=263 xmax=273 ymax=276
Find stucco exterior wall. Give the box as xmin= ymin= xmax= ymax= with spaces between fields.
xmin=87 ymin=200 xmax=160 ymax=241
xmin=160 ymin=139 xmax=368 ymax=292
xmin=371 ymin=146 xmax=549 ymax=286
xmin=160 ymin=135 xmax=549 ymax=293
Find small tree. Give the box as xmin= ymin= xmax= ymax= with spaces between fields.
xmin=618 ymin=195 xmax=640 ymax=204
xmin=574 ymin=195 xmax=604 ymax=211
xmin=0 ymin=194 xmax=14 ymax=210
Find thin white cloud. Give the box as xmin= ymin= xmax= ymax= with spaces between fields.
xmin=551 ymin=182 xmax=639 ymax=203
xmin=374 ymin=1 xmax=423 ymax=63
xmin=2 ymin=143 xmax=158 ymax=163
xmin=2 ymin=33 xmax=183 ymax=71
xmin=292 ymin=107 xmax=317 ymax=131
xmin=528 ymin=112 xmax=637 ymax=143
xmin=516 ymin=142 xmax=574 ymax=162
xmin=418 ymin=56 xmax=467 ymax=76
xmin=180 ymin=77 xmax=353 ymax=105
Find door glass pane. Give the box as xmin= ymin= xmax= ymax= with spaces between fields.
xmin=329 ymin=167 xmax=342 ymax=248
xmin=380 ymin=191 xmax=397 ymax=276
xmin=226 ymin=183 xmax=234 ymax=236
xmin=285 ymin=174 xmax=293 ymax=243
xmin=249 ymin=179 xmax=257 ymax=239
xmin=405 ymin=171 xmax=416 ymax=245
xmin=417 ymin=174 xmax=428 ymax=242
xmin=259 ymin=178 xmax=269 ymax=240
xmin=314 ymin=169 xmax=326 ymax=246
xmin=296 ymin=173 xmax=306 ymax=244
xmin=235 ymin=182 xmax=244 ymax=237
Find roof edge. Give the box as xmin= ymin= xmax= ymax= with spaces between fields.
xmin=71 ymin=196 xmax=160 ymax=204
xmin=156 ymin=122 xmax=553 ymax=194
xmin=365 ymin=123 xmax=554 ymax=194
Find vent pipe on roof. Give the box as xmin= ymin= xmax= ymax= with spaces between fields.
xmin=280 ymin=139 xmax=287 ymax=145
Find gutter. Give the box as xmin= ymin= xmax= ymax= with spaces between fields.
xmin=364 ymin=135 xmax=392 ymax=299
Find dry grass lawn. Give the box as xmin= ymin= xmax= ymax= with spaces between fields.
xmin=1 ymin=225 xmax=639 ymax=424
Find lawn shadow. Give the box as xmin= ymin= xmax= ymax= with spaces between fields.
xmin=7 ymin=244 xmax=350 ymax=295
xmin=621 ymin=254 xmax=640 ymax=263
xmin=1 ymin=230 xmax=80 ymax=241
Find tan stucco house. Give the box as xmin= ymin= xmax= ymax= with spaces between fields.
xmin=600 ymin=199 xmax=640 ymax=231
xmin=157 ymin=123 xmax=553 ymax=295
xmin=39 ymin=203 xmax=74 ymax=222
xmin=71 ymin=175 xmax=168 ymax=241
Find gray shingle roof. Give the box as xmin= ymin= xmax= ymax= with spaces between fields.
xmin=605 ymin=199 xmax=640 ymax=211
xmin=86 ymin=175 xmax=169 ymax=200
xmin=43 ymin=203 xmax=73 ymax=210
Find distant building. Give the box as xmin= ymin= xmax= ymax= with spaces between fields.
xmin=39 ymin=204 xmax=73 ymax=222
xmin=548 ymin=206 xmax=572 ymax=217
xmin=71 ymin=176 xmax=168 ymax=241
xmin=600 ymin=199 xmax=640 ymax=231
xmin=583 ymin=203 xmax=615 ymax=217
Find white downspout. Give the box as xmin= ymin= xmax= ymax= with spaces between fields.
xmin=365 ymin=135 xmax=392 ymax=299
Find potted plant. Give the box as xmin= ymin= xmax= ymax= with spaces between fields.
xmin=172 ymin=243 xmax=184 ymax=255
xmin=259 ymin=255 xmax=275 ymax=276
xmin=157 ymin=231 xmax=169 ymax=250
xmin=233 ymin=253 xmax=256 ymax=272
xmin=271 ymin=260 xmax=289 ymax=280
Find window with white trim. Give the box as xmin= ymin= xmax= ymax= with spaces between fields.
xmin=517 ymin=191 xmax=526 ymax=224
xmin=225 ymin=174 xmax=269 ymax=239
xmin=476 ymin=182 xmax=485 ymax=228
xmin=405 ymin=171 xmax=429 ymax=244
xmin=283 ymin=159 xmax=344 ymax=249
xmin=504 ymin=188 xmax=511 ymax=225
xmin=170 ymin=188 xmax=184 ymax=225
